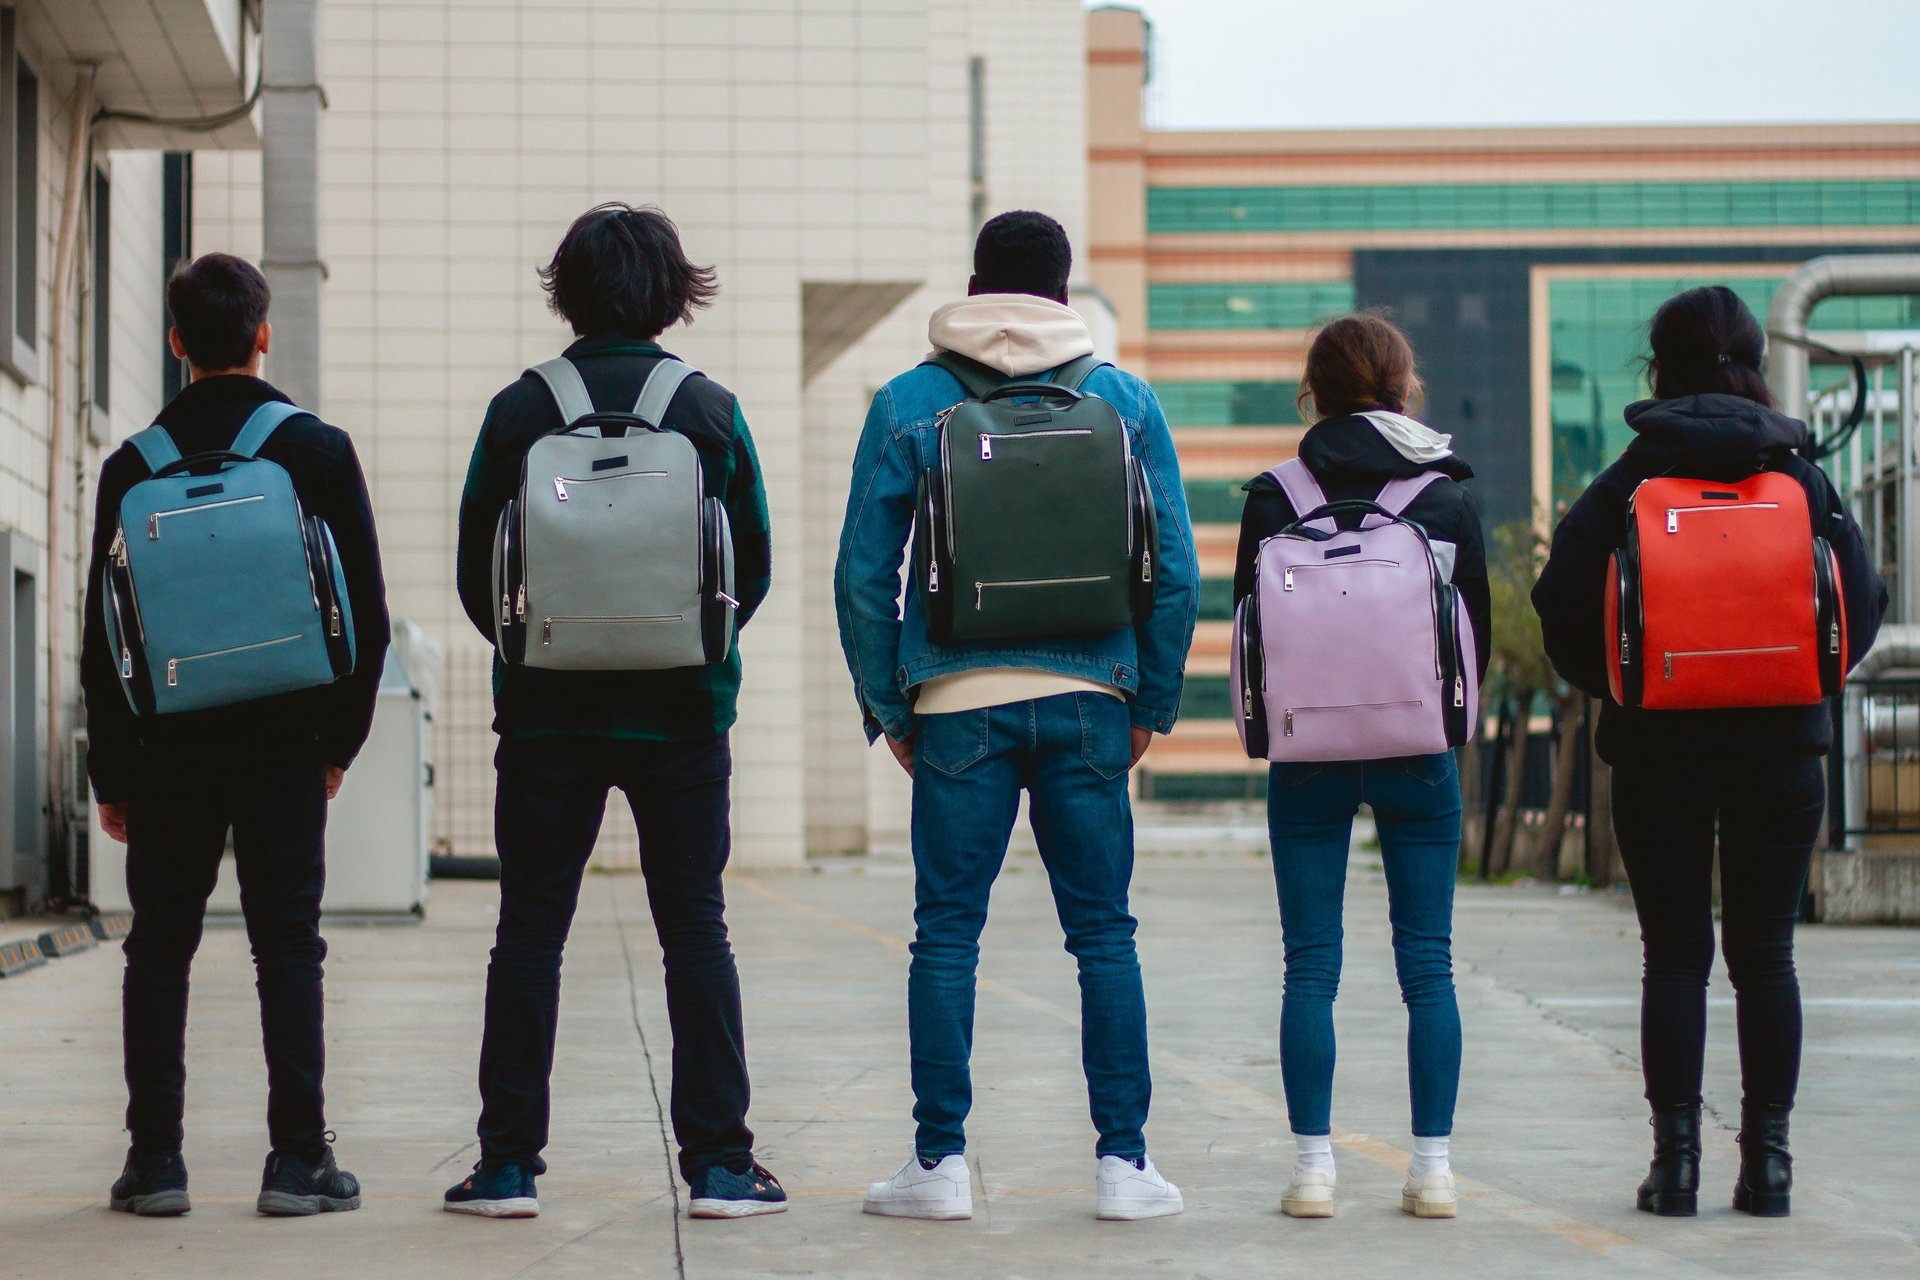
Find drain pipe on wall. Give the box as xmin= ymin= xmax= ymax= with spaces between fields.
xmin=42 ymin=64 xmax=97 ymax=889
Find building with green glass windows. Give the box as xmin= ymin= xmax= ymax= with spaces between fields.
xmin=1087 ymin=5 xmax=1920 ymax=798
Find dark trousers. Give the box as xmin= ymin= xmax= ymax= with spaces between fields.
xmin=1612 ymin=755 xmax=1824 ymax=1112
xmin=122 ymin=733 xmax=330 ymax=1160
xmin=477 ymin=734 xmax=752 ymax=1179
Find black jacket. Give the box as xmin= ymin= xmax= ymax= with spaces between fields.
xmin=81 ymin=375 xmax=391 ymax=803
xmin=1233 ymin=414 xmax=1492 ymax=682
xmin=1532 ymin=394 xmax=1886 ymax=766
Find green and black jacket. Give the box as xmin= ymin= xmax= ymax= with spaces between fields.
xmin=455 ymin=334 xmax=772 ymax=741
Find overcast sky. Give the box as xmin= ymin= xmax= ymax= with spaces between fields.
xmin=1114 ymin=0 xmax=1920 ymax=131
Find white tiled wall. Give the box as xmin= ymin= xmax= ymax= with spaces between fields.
xmin=191 ymin=0 xmax=1089 ymax=867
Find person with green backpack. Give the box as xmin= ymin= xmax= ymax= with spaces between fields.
xmin=834 ymin=210 xmax=1198 ymax=1222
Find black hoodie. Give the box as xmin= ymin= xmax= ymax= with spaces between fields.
xmin=1532 ymin=393 xmax=1887 ymax=766
xmin=1233 ymin=414 xmax=1492 ymax=681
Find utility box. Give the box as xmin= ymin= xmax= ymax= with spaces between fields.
xmin=87 ymin=623 xmax=439 ymax=921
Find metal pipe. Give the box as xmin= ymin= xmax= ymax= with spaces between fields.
xmin=43 ymin=64 xmax=96 ymax=878
xmin=1767 ymin=253 xmax=1920 ymax=417
xmin=261 ymin=0 xmax=325 ymax=409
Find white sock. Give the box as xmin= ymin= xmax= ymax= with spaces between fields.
xmin=1293 ymin=1133 xmax=1335 ymax=1176
xmin=1409 ymin=1135 xmax=1451 ymax=1179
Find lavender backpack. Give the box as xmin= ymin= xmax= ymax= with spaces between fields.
xmin=1232 ymin=459 xmax=1478 ymax=763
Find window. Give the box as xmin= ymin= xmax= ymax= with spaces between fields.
xmin=1156 ymin=379 xmax=1302 ymax=426
xmin=0 ymin=9 xmax=38 ymax=380
xmin=161 ymin=153 xmax=192 ymax=401
xmin=90 ymin=166 xmax=108 ymax=413
xmin=1148 ymin=281 xmax=1354 ymax=331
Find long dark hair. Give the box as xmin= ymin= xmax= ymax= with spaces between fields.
xmin=539 ymin=203 xmax=718 ymax=338
xmin=1645 ymin=285 xmax=1772 ymax=407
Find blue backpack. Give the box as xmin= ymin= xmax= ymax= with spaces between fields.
xmin=101 ymin=402 xmax=357 ymax=716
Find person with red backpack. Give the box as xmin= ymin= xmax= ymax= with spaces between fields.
xmin=1533 ymin=285 xmax=1886 ymax=1219
xmin=1232 ymin=312 xmax=1491 ymax=1221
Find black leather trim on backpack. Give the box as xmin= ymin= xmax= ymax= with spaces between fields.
xmin=1129 ymin=456 xmax=1158 ymax=622
xmin=1440 ymin=583 xmax=1469 ymax=746
xmin=1237 ymin=594 xmax=1267 ymax=759
xmin=915 ymin=471 xmax=956 ymax=644
xmin=1615 ymin=540 xmax=1645 ymax=709
xmin=1814 ymin=536 xmax=1843 ymax=697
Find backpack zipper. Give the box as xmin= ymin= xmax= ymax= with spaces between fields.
xmin=542 ymin=614 xmax=685 ymax=644
xmin=1665 ymin=501 xmax=1778 ymax=533
xmin=1662 ymin=644 xmax=1799 ymax=679
xmin=979 ymin=427 xmax=1093 ymax=461
xmin=148 ymin=493 xmax=265 ymax=539
xmin=166 ymin=634 xmax=302 ymax=687
xmin=974 ymin=574 xmax=1114 ymax=610
xmin=1283 ymin=699 xmax=1424 ymax=737
xmin=554 ymin=470 xmax=668 ymax=501
xmin=1282 ymin=558 xmax=1399 ymax=591
xmin=109 ymin=527 xmax=147 ymax=644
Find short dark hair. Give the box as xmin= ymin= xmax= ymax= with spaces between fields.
xmin=1645 ymin=285 xmax=1773 ymax=408
xmin=166 ymin=253 xmax=270 ymax=371
xmin=972 ymin=210 xmax=1072 ymax=299
xmin=539 ymin=203 xmax=718 ymax=338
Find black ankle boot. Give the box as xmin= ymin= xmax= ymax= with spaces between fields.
xmin=1733 ymin=1104 xmax=1791 ymax=1217
xmin=1636 ymin=1106 xmax=1700 ymax=1216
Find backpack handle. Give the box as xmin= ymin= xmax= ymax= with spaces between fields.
xmin=149 ymin=450 xmax=256 ymax=480
xmin=1283 ymin=499 xmax=1399 ymax=541
xmin=979 ymin=381 xmax=1086 ymax=405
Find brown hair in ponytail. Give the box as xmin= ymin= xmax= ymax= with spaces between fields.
xmin=1296 ymin=310 xmax=1426 ymax=423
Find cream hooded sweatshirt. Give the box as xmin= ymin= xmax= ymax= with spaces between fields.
xmin=912 ymin=294 xmax=1125 ymax=719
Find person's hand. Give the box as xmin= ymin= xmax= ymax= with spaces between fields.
xmin=98 ymin=802 xmax=129 ymax=844
xmin=325 ymin=766 xmax=346 ymax=800
xmin=885 ymin=734 xmax=916 ymax=778
xmin=1130 ymin=727 xmax=1153 ymax=768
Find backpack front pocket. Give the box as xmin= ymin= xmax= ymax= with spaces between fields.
xmin=166 ymin=633 xmax=303 ymax=689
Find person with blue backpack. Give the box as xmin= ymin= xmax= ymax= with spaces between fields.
xmin=445 ymin=204 xmax=782 ymax=1220
xmin=1231 ymin=312 xmax=1490 ymax=1221
xmin=80 ymin=252 xmax=390 ymax=1217
xmin=835 ymin=211 xmax=1198 ymax=1222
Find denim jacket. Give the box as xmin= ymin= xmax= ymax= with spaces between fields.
xmin=834 ymin=361 xmax=1198 ymax=744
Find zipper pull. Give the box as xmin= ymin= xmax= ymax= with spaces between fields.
xmin=1666 ymin=509 xmax=1678 ymax=534
xmin=542 ymin=618 xmax=553 ymax=645
xmin=120 ymin=647 xmax=132 ymax=679
xmin=166 ymin=659 xmax=179 ymax=687
xmin=516 ymin=584 xmax=527 ymax=622
xmin=1620 ymin=632 xmax=1631 ymax=665
xmin=1243 ymin=684 xmax=1253 ymax=718
xmin=1284 ymin=708 xmax=1295 ymax=737
xmin=1664 ymin=653 xmax=1673 ymax=680
xmin=554 ymin=477 xmax=569 ymax=501
xmin=1283 ymin=566 xmax=1295 ymax=591
xmin=148 ymin=513 xmax=160 ymax=540
xmin=109 ymin=528 xmax=127 ymax=565
xmin=1142 ymin=547 xmax=1152 ymax=582
xmin=928 ymin=558 xmax=940 ymax=593
xmin=331 ymin=605 xmax=342 ymax=637
xmin=979 ymin=435 xmax=993 ymax=461
xmin=501 ymin=592 xmax=512 ymax=626
xmin=1831 ymin=620 xmax=1841 ymax=654
xmin=1454 ymin=677 xmax=1465 ymax=708
xmin=974 ymin=583 xmax=985 ymax=611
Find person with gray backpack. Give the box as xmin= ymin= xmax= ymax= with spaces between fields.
xmin=80 ymin=253 xmax=390 ymax=1218
xmin=835 ymin=211 xmax=1197 ymax=1222
xmin=1232 ymin=312 xmax=1490 ymax=1221
xmin=447 ymin=204 xmax=781 ymax=1220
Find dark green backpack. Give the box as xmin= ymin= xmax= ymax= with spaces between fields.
xmin=914 ymin=352 xmax=1157 ymax=645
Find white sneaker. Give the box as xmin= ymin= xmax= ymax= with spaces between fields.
xmin=1401 ymin=1170 xmax=1458 ymax=1219
xmin=863 ymin=1150 xmax=973 ymax=1220
xmin=1095 ymin=1155 xmax=1184 ymax=1221
xmin=1281 ymin=1167 xmax=1335 ymax=1218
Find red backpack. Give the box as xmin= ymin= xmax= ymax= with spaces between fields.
xmin=1605 ymin=471 xmax=1845 ymax=710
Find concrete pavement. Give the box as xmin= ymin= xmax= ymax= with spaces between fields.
xmin=1 ymin=844 xmax=1916 ymax=1278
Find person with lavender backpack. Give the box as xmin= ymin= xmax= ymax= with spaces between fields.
xmin=1231 ymin=313 xmax=1490 ymax=1220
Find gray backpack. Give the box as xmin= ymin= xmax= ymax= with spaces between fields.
xmin=491 ymin=356 xmax=736 ymax=671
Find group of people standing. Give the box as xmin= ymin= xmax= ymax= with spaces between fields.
xmin=81 ymin=200 xmax=1883 ymax=1229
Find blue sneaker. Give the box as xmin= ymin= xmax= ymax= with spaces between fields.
xmin=443 ymin=1161 xmax=539 ymax=1218
xmin=687 ymin=1160 xmax=788 ymax=1218
xmin=256 ymin=1143 xmax=361 ymax=1217
xmin=109 ymin=1149 xmax=191 ymax=1217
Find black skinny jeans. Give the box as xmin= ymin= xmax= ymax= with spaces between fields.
xmin=122 ymin=732 xmax=331 ymax=1161
xmin=477 ymin=734 xmax=753 ymax=1179
xmin=1612 ymin=755 xmax=1824 ymax=1113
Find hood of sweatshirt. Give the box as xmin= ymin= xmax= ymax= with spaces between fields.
xmin=1297 ymin=414 xmax=1474 ymax=484
xmin=927 ymin=293 xmax=1096 ymax=377
xmin=1623 ymin=394 xmax=1810 ymax=479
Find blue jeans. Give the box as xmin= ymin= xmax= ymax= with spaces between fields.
xmin=1268 ymin=753 xmax=1463 ymax=1138
xmin=908 ymin=692 xmax=1150 ymax=1159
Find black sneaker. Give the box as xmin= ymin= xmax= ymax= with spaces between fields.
xmin=256 ymin=1140 xmax=362 ymax=1217
xmin=687 ymin=1159 xmax=788 ymax=1218
xmin=109 ymin=1149 xmax=191 ymax=1217
xmin=443 ymin=1161 xmax=540 ymax=1218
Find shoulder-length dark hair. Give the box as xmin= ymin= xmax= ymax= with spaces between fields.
xmin=1644 ymin=285 xmax=1772 ymax=407
xmin=539 ymin=203 xmax=718 ymax=339
xmin=1296 ymin=310 xmax=1425 ymax=422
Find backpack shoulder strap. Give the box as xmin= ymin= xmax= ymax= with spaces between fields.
xmin=633 ymin=357 xmax=700 ymax=429
xmin=1270 ymin=458 xmax=1329 ymax=518
xmin=529 ymin=357 xmax=596 ymax=425
xmin=127 ymin=425 xmax=183 ymax=473
xmin=230 ymin=401 xmax=309 ymax=459
xmin=1051 ymin=353 xmax=1110 ymax=391
xmin=1374 ymin=471 xmax=1447 ymax=517
xmin=922 ymin=351 xmax=1003 ymax=401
